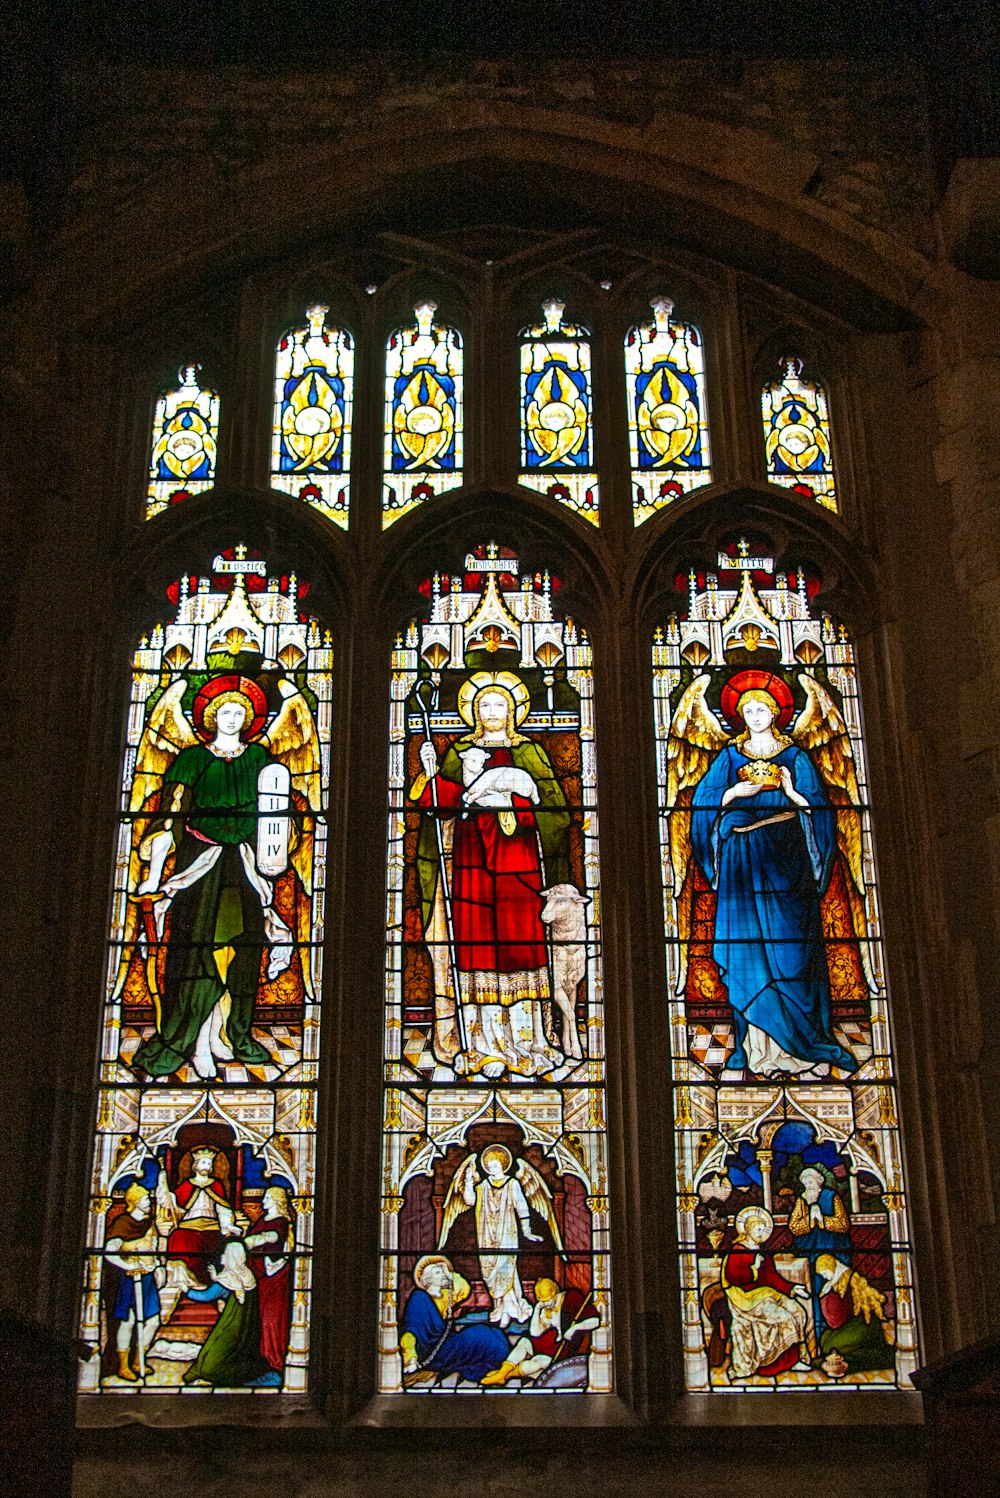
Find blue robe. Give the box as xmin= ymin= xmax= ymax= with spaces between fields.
xmin=792 ymin=1188 xmax=852 ymax=1258
xmin=691 ymin=742 xmax=856 ymax=1074
xmin=400 ymin=1288 xmax=509 ymax=1382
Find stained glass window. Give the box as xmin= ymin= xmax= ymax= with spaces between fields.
xmin=146 ymin=365 xmax=220 ymax=519
xmin=761 ymin=357 xmax=837 ymax=512
xmin=78 ymin=546 xmax=332 ymax=1394
xmin=383 ymin=301 xmax=463 ymax=528
xmin=518 ymin=300 xmax=598 ymax=525
xmin=271 ymin=305 xmax=354 ymax=527
xmin=379 ymin=543 xmax=612 ymax=1394
xmin=653 ymin=538 xmax=917 ymax=1392
xmin=625 ymin=297 xmax=712 ymax=525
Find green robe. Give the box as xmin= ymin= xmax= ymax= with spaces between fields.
xmin=819 ymin=1310 xmax=894 ymax=1373
xmin=182 ymin=1281 xmax=269 ymax=1387
xmin=133 ymin=742 xmax=273 ymax=1075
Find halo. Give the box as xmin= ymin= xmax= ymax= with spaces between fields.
xmin=457 ymin=671 xmax=531 ymax=728
xmin=735 ymin=1204 xmax=774 ymax=1237
xmin=720 ymin=669 xmax=794 ymax=731
xmin=413 ymin=1253 xmax=452 ymax=1290
xmin=192 ymin=673 xmax=268 ymax=741
xmin=480 ymin=1144 xmax=513 ymax=1173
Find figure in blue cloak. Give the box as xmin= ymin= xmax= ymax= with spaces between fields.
xmin=689 ymin=681 xmax=857 ymax=1078
xmin=399 ymin=1255 xmax=510 ymax=1387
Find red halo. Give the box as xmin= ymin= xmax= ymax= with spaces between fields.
xmin=192 ymin=674 xmax=268 ymax=741
xmin=720 ymin=669 xmax=794 ymax=730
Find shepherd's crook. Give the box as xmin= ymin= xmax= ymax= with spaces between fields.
xmin=416 ymin=680 xmax=469 ymax=1058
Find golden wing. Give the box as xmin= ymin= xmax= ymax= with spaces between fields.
xmin=515 ymin=1159 xmax=565 ymax=1255
xmin=112 ymin=677 xmax=197 ymax=1000
xmin=666 ymin=675 xmax=729 ymax=996
xmin=437 ymin=1155 xmax=478 ymax=1249
xmin=792 ymin=672 xmax=876 ymax=991
xmin=129 ymin=676 xmax=198 ymax=813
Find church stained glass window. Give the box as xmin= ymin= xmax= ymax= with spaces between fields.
xmin=383 ymin=301 xmax=463 ymax=528
xmin=653 ymin=538 xmax=917 ymax=1391
xmin=78 ymin=547 xmax=332 ymax=1394
xmin=271 ymin=305 xmax=354 ymax=527
xmin=761 ymin=358 xmax=837 ymax=512
xmin=625 ymin=297 xmax=712 ymax=525
xmin=519 ymin=300 xmax=598 ymax=524
xmin=146 ymin=365 xmax=220 ymax=519
xmin=378 ymin=543 xmax=612 ymax=1393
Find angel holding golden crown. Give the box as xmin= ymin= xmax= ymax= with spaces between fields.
xmin=410 ymin=671 xmax=574 ymax=1081
xmin=116 ymin=671 xmax=321 ymax=1081
xmin=668 ymin=667 xmax=874 ymax=1079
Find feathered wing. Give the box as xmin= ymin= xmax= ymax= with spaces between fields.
xmin=792 ymin=672 xmax=877 ymax=991
xmin=112 ymin=678 xmax=197 ymax=1000
xmin=665 ymin=674 xmax=729 ymax=996
xmin=515 ymin=1160 xmax=565 ymax=1255
xmin=129 ymin=677 xmax=198 ymax=813
xmin=262 ymin=681 xmax=323 ymax=998
xmin=437 ymin=1155 xmax=478 ymax=1249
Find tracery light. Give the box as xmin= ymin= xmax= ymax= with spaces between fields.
xmin=146 ymin=364 xmax=220 ymax=519
xmin=653 ymin=537 xmax=917 ymax=1392
xmin=378 ymin=543 xmax=613 ymax=1394
xmin=271 ymin=305 xmax=354 ymax=527
xmin=78 ymin=547 xmax=332 ymax=1395
xmin=761 ymin=357 xmax=837 ymax=512
xmin=625 ymin=297 xmax=712 ymax=525
xmin=383 ymin=300 xmax=464 ymax=528
xmin=519 ymin=299 xmax=599 ymax=525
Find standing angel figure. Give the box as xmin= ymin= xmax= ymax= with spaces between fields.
xmin=438 ymin=1145 xmax=563 ymax=1328
xmin=117 ymin=672 xmax=321 ymax=1080
xmin=666 ymin=668 xmax=874 ymax=1079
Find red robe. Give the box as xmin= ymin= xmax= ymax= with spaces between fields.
xmin=531 ymin=1286 xmax=592 ymax=1360
xmin=167 ymin=1178 xmax=230 ymax=1282
xmin=722 ymin=1250 xmax=802 ymax=1375
xmin=248 ymin=1217 xmax=292 ymax=1372
xmin=419 ymin=749 xmax=548 ymax=977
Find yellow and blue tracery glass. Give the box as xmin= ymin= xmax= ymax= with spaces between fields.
xmin=761 ymin=357 xmax=837 ymax=512
xmin=383 ymin=300 xmax=464 ymax=528
xmin=146 ymin=365 xmax=220 ymax=519
xmin=271 ymin=305 xmax=354 ymax=527
xmin=625 ymin=297 xmax=712 ymax=525
xmin=519 ymin=300 xmax=598 ymax=525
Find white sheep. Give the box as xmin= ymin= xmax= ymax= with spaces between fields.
xmin=459 ymin=746 xmax=541 ymax=807
xmin=539 ymin=883 xmax=588 ymax=1060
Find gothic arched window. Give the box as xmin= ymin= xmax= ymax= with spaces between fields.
xmin=77 ymin=230 xmax=923 ymax=1415
xmin=379 ymin=542 xmax=612 ymax=1394
xmin=78 ymin=548 xmax=332 ymax=1394
xmin=653 ymin=537 xmax=916 ymax=1391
